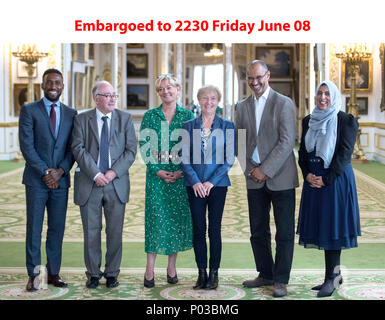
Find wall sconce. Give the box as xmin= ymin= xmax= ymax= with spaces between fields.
xmin=336 ymin=43 xmax=371 ymax=163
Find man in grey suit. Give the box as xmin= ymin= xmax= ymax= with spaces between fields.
xmin=72 ymin=80 xmax=137 ymax=289
xmin=19 ymin=69 xmax=77 ymax=291
xmin=235 ymin=60 xmax=299 ymax=297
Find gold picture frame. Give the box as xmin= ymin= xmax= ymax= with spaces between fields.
xmin=255 ymin=46 xmax=294 ymax=78
xmin=269 ymin=81 xmax=293 ymax=99
xmin=127 ymin=53 xmax=148 ymax=78
xmin=72 ymin=44 xmax=89 ymax=63
xmin=126 ymin=84 xmax=149 ymax=109
xmin=13 ymin=83 xmax=41 ymax=116
xmin=342 ymin=57 xmax=373 ymax=93
xmin=346 ymin=96 xmax=369 ymax=115
xmin=74 ymin=72 xmax=86 ymax=110
xmin=380 ymin=43 xmax=385 ymax=112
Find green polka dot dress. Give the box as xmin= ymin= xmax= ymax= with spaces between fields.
xmin=139 ymin=105 xmax=194 ymax=255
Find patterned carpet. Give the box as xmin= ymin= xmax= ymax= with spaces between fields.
xmin=0 ymin=156 xmax=384 ymax=300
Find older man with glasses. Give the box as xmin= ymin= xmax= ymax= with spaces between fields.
xmin=71 ymin=80 xmax=137 ymax=289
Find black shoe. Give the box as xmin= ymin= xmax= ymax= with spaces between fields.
xmin=312 ymin=276 xmax=343 ymax=291
xmin=106 ymin=277 xmax=119 ymax=288
xmin=167 ymin=271 xmax=178 ymax=284
xmin=193 ymin=269 xmax=207 ymax=290
xmin=48 ymin=274 xmax=68 ymax=288
xmin=26 ymin=276 xmax=39 ymax=292
xmin=86 ymin=277 xmax=99 ymax=289
xmin=144 ymin=274 xmax=155 ymax=288
xmin=242 ymin=276 xmax=274 ymax=288
xmin=317 ymin=275 xmax=342 ymax=298
xmin=204 ymin=269 xmax=218 ymax=290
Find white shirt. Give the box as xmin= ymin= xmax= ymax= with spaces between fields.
xmin=94 ymin=108 xmax=112 ymax=180
xmin=251 ymin=86 xmax=270 ymax=164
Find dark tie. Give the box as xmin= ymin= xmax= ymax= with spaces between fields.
xmin=99 ymin=116 xmax=110 ymax=174
xmin=50 ymin=104 xmax=56 ymax=135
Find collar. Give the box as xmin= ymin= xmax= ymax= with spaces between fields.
xmin=42 ymin=96 xmax=61 ymax=108
xmin=197 ymin=114 xmax=220 ymax=129
xmin=96 ymin=108 xmax=112 ymax=120
xmin=156 ymin=104 xmax=182 ymax=118
xmin=253 ymin=86 xmax=270 ymax=102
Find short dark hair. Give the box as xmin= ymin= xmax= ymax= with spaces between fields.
xmin=42 ymin=69 xmax=63 ymax=82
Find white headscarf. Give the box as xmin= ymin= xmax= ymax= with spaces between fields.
xmin=305 ymin=80 xmax=341 ymax=168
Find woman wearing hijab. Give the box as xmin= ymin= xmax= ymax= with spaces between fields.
xmin=297 ymin=80 xmax=361 ymax=298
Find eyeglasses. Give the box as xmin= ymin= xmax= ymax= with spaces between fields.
xmin=157 ymin=73 xmax=175 ymax=79
xmin=96 ymin=93 xmax=119 ymax=99
xmin=247 ymin=70 xmax=269 ymax=82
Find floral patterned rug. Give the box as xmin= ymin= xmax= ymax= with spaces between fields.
xmin=0 ymin=268 xmax=384 ymax=300
xmin=0 ymin=157 xmax=385 ymax=301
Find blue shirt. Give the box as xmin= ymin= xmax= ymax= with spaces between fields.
xmin=43 ymin=96 xmax=61 ymax=138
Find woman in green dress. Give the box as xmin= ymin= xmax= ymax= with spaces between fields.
xmin=139 ymin=74 xmax=194 ymax=288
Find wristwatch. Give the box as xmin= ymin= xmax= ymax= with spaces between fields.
xmin=44 ymin=170 xmax=50 ymax=176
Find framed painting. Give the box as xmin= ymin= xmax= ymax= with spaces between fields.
xmin=346 ymin=96 xmax=368 ymax=115
xmin=72 ymin=44 xmax=89 ymax=62
xmin=74 ymin=72 xmax=86 ymax=110
xmin=126 ymin=44 xmax=145 ymax=49
xmin=13 ymin=83 xmax=41 ymax=116
xmin=269 ymin=81 xmax=293 ymax=98
xmin=379 ymin=43 xmax=385 ymax=111
xmin=127 ymin=53 xmax=148 ymax=78
xmin=127 ymin=84 xmax=149 ymax=108
xmin=255 ymin=46 xmax=294 ymax=78
xmin=342 ymin=57 xmax=372 ymax=93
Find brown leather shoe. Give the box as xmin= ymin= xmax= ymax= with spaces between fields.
xmin=273 ymin=282 xmax=287 ymax=297
xmin=48 ymin=274 xmax=68 ymax=288
xmin=26 ymin=276 xmax=39 ymax=292
xmin=242 ymin=276 xmax=274 ymax=288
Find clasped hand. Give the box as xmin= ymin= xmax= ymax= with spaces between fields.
xmin=192 ymin=181 xmax=214 ymax=198
xmin=157 ymin=170 xmax=183 ymax=183
xmin=306 ymin=173 xmax=325 ymax=188
xmin=42 ymin=168 xmax=64 ymax=189
xmin=95 ymin=169 xmax=117 ymax=187
xmin=249 ymin=167 xmax=268 ymax=184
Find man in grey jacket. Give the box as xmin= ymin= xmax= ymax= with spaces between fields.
xmin=72 ymin=81 xmax=137 ymax=289
xmin=235 ymin=60 xmax=299 ymax=297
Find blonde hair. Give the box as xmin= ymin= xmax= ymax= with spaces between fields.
xmin=197 ymin=85 xmax=222 ymax=102
xmin=155 ymin=74 xmax=181 ymax=92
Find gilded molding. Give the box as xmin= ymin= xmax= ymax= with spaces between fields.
xmin=8 ymin=44 xmax=12 ymax=117
xmin=329 ymin=44 xmax=340 ymax=88
xmin=374 ymin=133 xmax=385 ymax=151
xmin=0 ymin=122 xmax=18 ymax=127
xmin=360 ymin=132 xmax=369 ymax=147
xmin=360 ymin=122 xmax=385 ymax=130
xmin=380 ymin=43 xmax=385 ymax=112
xmin=47 ymin=44 xmax=57 ymax=69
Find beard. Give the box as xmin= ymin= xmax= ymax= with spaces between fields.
xmin=44 ymin=91 xmax=62 ymax=102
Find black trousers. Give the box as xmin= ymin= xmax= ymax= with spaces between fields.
xmin=187 ymin=187 xmax=227 ymax=269
xmin=247 ymin=186 xmax=295 ymax=284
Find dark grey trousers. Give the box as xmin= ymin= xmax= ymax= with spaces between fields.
xmin=80 ymin=182 xmax=126 ymax=279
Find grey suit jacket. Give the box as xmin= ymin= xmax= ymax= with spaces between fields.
xmin=19 ymin=99 xmax=77 ymax=189
xmin=235 ymin=89 xmax=299 ymax=191
xmin=71 ymin=108 xmax=137 ymax=206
